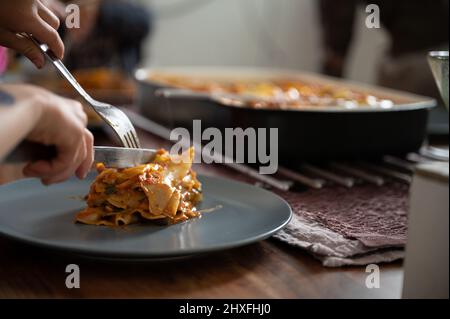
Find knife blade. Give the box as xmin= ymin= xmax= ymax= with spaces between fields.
xmin=3 ymin=142 xmax=157 ymax=168
xmin=94 ymin=146 xmax=157 ymax=168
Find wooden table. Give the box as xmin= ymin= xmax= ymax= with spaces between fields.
xmin=0 ymin=129 xmax=404 ymax=299
xmin=0 ymin=236 xmax=403 ymax=298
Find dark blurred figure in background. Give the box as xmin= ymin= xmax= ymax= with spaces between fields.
xmin=320 ymin=0 xmax=449 ymax=100
xmin=53 ymin=0 xmax=152 ymax=74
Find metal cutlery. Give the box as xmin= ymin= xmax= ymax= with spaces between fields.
xmin=93 ymin=146 xmax=156 ymax=168
xmin=4 ymin=142 xmax=156 ymax=168
xmin=27 ymin=35 xmax=140 ymax=149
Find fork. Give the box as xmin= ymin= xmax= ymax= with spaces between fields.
xmin=28 ymin=35 xmax=141 ymax=149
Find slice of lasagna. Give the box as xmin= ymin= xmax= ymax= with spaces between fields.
xmin=76 ymin=147 xmax=202 ymax=226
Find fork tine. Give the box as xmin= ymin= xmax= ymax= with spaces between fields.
xmin=123 ymin=133 xmax=133 ymax=148
xmin=125 ymin=132 xmax=134 ymax=148
xmin=121 ymin=136 xmax=130 ymax=148
xmin=131 ymin=134 xmax=138 ymax=148
xmin=110 ymin=128 xmax=128 ymax=148
xmin=129 ymin=131 xmax=140 ymax=148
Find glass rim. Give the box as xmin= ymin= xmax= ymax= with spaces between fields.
xmin=429 ymin=51 xmax=449 ymax=59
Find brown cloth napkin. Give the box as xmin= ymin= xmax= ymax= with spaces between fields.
xmin=272 ymin=182 xmax=409 ymax=267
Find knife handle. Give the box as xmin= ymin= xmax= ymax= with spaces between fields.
xmin=4 ymin=141 xmax=57 ymax=163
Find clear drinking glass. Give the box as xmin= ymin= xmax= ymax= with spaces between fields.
xmin=428 ymin=51 xmax=449 ymax=110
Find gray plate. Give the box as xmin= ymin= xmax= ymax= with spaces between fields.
xmin=0 ymin=174 xmax=292 ymax=259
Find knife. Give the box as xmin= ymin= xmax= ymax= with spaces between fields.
xmin=94 ymin=146 xmax=157 ymax=168
xmin=3 ymin=142 xmax=157 ymax=168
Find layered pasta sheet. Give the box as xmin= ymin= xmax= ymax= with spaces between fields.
xmin=76 ymin=147 xmax=202 ymax=226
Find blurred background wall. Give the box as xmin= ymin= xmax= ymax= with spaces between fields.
xmin=141 ymin=0 xmax=389 ymax=84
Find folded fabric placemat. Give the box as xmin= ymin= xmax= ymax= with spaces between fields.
xmin=272 ymin=182 xmax=409 ymax=267
xmin=273 ymin=212 xmax=405 ymax=267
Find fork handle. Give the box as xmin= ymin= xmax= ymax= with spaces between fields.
xmin=27 ymin=34 xmax=95 ymax=106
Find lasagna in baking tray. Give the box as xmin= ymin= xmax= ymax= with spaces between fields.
xmin=76 ymin=147 xmax=202 ymax=226
xmin=149 ymin=73 xmax=394 ymax=109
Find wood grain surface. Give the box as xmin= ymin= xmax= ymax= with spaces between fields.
xmin=0 ymin=236 xmax=403 ymax=298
